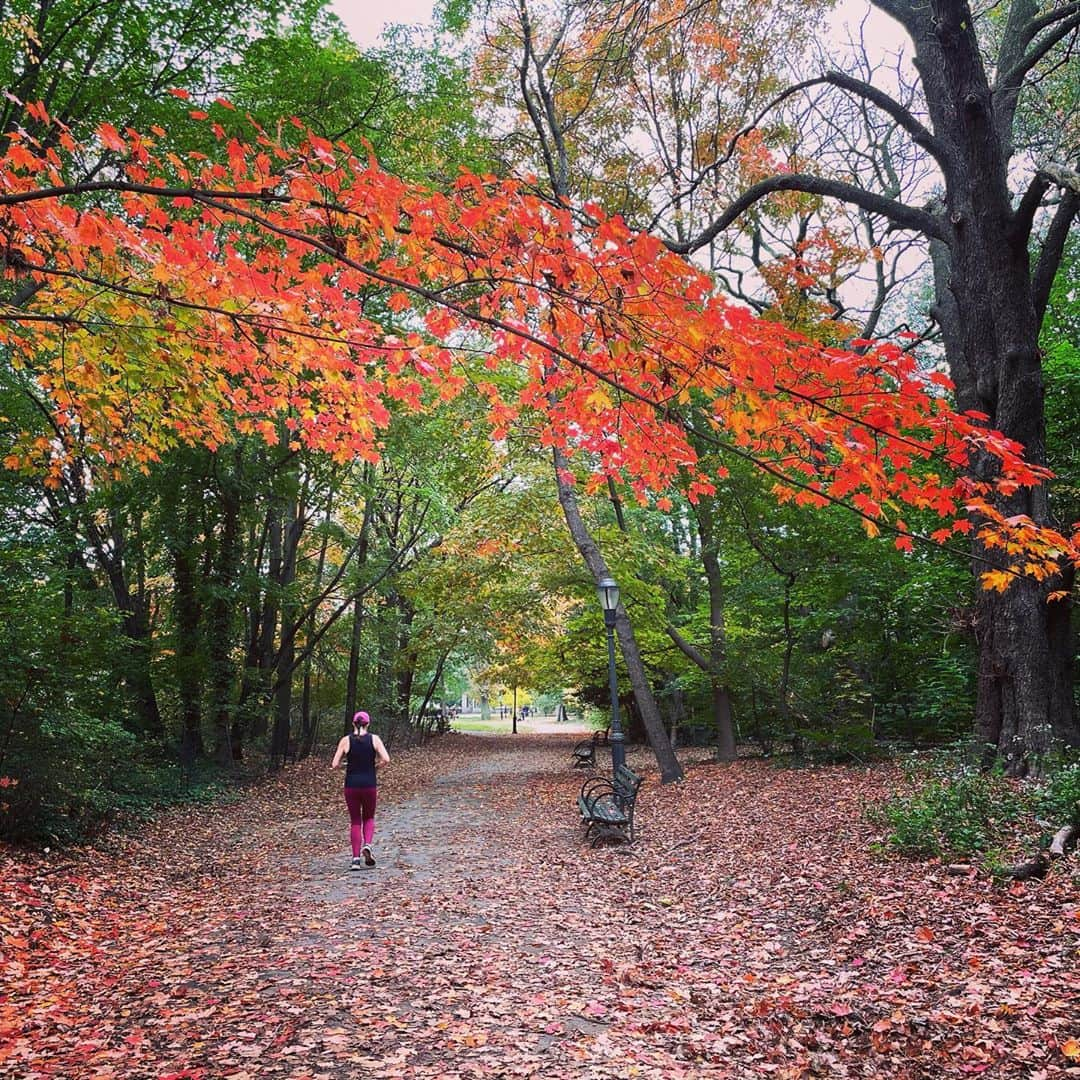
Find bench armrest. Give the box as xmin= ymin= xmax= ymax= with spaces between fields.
xmin=580 ymin=775 xmax=614 ymax=803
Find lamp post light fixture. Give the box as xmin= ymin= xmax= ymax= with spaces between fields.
xmin=597 ymin=576 xmax=627 ymax=772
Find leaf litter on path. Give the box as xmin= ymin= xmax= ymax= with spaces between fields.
xmin=1 ymin=735 xmax=1078 ymax=1078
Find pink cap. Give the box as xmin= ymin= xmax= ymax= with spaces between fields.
xmin=353 ymin=711 xmax=370 ymax=727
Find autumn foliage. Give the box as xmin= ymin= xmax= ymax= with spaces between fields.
xmin=1 ymin=100 xmax=1076 ymax=587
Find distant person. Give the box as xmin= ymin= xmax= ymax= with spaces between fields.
xmin=332 ymin=710 xmax=390 ymax=870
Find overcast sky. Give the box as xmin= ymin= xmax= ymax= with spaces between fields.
xmin=332 ymin=0 xmax=437 ymax=46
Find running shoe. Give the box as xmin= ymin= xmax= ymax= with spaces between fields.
xmin=350 ymin=856 xmax=363 ymax=870
xmin=362 ymin=846 xmax=376 ymax=867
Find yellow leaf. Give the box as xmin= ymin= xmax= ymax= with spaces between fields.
xmin=586 ymin=387 xmax=613 ymax=412
xmin=980 ymin=570 xmax=1012 ymax=593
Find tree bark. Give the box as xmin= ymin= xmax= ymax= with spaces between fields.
xmin=172 ymin=501 xmax=204 ymax=761
xmin=300 ymin=498 xmax=332 ymax=759
xmin=83 ymin=505 xmax=162 ymax=735
xmin=552 ymin=447 xmax=684 ymax=782
xmin=695 ymin=497 xmax=737 ymax=761
xmin=901 ymin=0 xmax=1079 ymax=771
xmin=270 ymin=488 xmax=303 ymax=765
xmin=209 ymin=457 xmax=242 ymax=765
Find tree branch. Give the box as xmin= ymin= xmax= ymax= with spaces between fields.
xmin=668 ymin=172 xmax=944 ymax=255
xmin=1000 ymin=9 xmax=1080 ymax=86
xmin=665 ymin=625 xmax=710 ymax=671
xmin=647 ymin=70 xmax=943 ymax=234
xmin=821 ymin=70 xmax=946 ymax=165
xmin=1011 ymin=172 xmax=1053 ymax=244
xmin=1032 ymin=189 xmax=1080 ymax=322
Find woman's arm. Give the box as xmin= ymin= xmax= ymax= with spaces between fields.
xmin=373 ymin=735 xmax=391 ymax=765
xmin=331 ymin=736 xmax=349 ymax=770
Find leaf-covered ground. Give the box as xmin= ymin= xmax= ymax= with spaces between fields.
xmin=2 ymin=734 xmax=1078 ymax=1078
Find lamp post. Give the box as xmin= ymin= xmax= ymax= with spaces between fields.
xmin=597 ymin=576 xmax=626 ymax=772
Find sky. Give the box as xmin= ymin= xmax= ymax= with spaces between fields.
xmin=332 ymin=0 xmax=908 ymax=55
xmin=331 ymin=0 xmax=438 ymax=46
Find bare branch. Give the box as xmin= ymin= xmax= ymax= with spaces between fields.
xmin=1032 ymin=189 xmax=1080 ymax=321
xmin=821 ymin=70 xmax=946 ymax=166
xmin=668 ymin=172 xmax=944 ymax=256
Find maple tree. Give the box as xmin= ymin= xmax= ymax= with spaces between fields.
xmin=0 ymin=103 xmax=1074 ymax=572
xmin=0 ymin=93 xmax=1077 ymax=784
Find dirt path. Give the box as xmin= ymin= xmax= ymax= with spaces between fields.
xmin=4 ymin=734 xmax=1079 ymax=1079
xmin=284 ymin=743 xmax=529 ymax=902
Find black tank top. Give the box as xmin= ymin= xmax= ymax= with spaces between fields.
xmin=345 ymin=733 xmax=377 ymax=788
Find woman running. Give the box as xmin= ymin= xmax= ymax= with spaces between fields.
xmin=332 ymin=710 xmax=390 ymax=869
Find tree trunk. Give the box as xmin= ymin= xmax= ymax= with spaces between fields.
xmin=300 ymin=504 xmax=332 ymax=759
xmin=84 ymin=507 xmax=162 ymax=735
xmin=270 ymin=490 xmax=302 ymax=765
xmin=343 ymin=488 xmax=373 ymax=730
xmin=233 ymin=499 xmax=281 ymax=757
xmin=909 ymin=0 xmax=1079 ymax=770
xmin=344 ymin=594 xmax=364 ymax=731
xmin=552 ymin=447 xmax=684 ymax=782
xmin=696 ymin=498 xmax=737 ymax=761
xmin=209 ymin=461 xmax=242 ymax=765
xmin=173 ymin=520 xmax=204 ymax=760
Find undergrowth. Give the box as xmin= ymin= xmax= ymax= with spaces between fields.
xmin=871 ymin=748 xmax=1080 ymax=862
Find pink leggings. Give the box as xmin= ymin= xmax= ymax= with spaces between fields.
xmin=344 ymin=786 xmax=377 ymax=856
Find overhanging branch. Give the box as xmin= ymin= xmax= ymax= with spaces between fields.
xmin=668 ymin=172 xmax=944 ymax=256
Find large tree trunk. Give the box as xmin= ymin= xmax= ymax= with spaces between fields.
xmin=552 ymin=448 xmax=684 ymax=782
xmin=910 ymin=0 xmax=1079 ymax=770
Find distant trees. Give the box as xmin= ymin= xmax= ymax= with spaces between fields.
xmin=473 ymin=0 xmax=1080 ymax=772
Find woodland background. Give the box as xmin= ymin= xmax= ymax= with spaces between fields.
xmin=0 ymin=0 xmax=1077 ymax=845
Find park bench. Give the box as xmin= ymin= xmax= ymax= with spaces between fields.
xmin=570 ymin=727 xmax=610 ymax=768
xmin=577 ymin=763 xmax=643 ymax=845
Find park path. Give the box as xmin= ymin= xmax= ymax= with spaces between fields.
xmin=3 ymin=733 xmax=649 ymax=1080
xmin=265 ymin=737 xmax=629 ymax=1076
xmin=4 ymin=733 xmax=1079 ymax=1079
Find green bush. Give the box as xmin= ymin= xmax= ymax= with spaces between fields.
xmin=1031 ymin=755 xmax=1080 ymax=827
xmin=1 ymin=722 xmax=232 ymax=844
xmin=875 ymin=759 xmax=1022 ymax=858
xmin=874 ymin=751 xmax=1080 ymax=862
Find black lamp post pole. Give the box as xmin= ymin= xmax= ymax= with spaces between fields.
xmin=604 ymin=608 xmax=626 ymax=772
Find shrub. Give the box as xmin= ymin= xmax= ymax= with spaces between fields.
xmin=1031 ymin=754 xmax=1080 ymax=827
xmin=874 ymin=750 xmax=1080 ymax=863
xmin=875 ymin=758 xmax=1022 ymax=858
